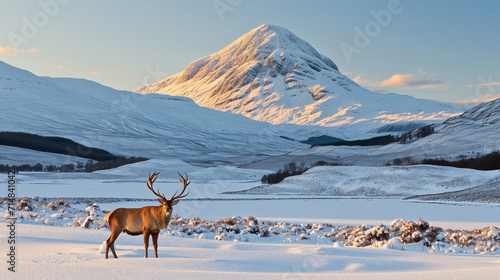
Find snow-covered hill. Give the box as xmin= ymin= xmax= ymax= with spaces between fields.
xmin=0 ymin=60 xmax=310 ymax=166
xmin=136 ymin=24 xmax=461 ymax=133
xmin=229 ymin=165 xmax=500 ymax=197
xmin=270 ymin=97 xmax=500 ymax=167
xmin=406 ymin=181 xmax=500 ymax=203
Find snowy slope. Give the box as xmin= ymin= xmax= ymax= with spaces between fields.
xmin=0 ymin=145 xmax=91 ymax=166
xmin=406 ymin=181 xmax=500 ymax=203
xmin=0 ymin=61 xmax=310 ymax=166
xmin=240 ymin=96 xmax=500 ymax=171
xmin=136 ymin=24 xmax=461 ymax=133
xmin=231 ymin=165 xmax=500 ymax=197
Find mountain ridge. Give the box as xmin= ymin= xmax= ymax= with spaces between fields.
xmin=0 ymin=60 xmax=312 ymax=166
xmin=136 ymin=24 xmax=462 ymax=132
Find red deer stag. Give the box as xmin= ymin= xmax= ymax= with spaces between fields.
xmin=104 ymin=172 xmax=190 ymax=259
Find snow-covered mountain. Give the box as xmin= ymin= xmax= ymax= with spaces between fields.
xmin=136 ymin=24 xmax=461 ymax=132
xmin=262 ymin=97 xmax=500 ymax=168
xmin=397 ymin=96 xmax=500 ymax=159
xmin=0 ymin=60 xmax=310 ymax=166
xmin=423 ymin=96 xmax=500 ymax=152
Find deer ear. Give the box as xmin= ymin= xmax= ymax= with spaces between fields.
xmin=158 ymin=198 xmax=165 ymax=204
xmin=171 ymin=200 xmax=179 ymax=206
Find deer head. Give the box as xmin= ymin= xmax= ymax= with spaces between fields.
xmin=147 ymin=171 xmax=190 ymax=210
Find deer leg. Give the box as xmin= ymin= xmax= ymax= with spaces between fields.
xmin=106 ymin=231 xmax=120 ymax=259
xmin=105 ymin=237 xmax=111 ymax=259
xmin=151 ymin=233 xmax=159 ymax=258
xmin=143 ymin=231 xmax=150 ymax=258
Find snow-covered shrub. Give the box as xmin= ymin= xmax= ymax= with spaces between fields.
xmin=44 ymin=202 xmax=55 ymax=210
xmin=85 ymin=203 xmax=100 ymax=217
xmin=395 ymin=219 xmax=429 ymax=244
xmin=436 ymin=233 xmax=446 ymax=242
xmin=259 ymin=228 xmax=271 ymax=237
xmin=55 ymin=199 xmax=70 ymax=207
xmin=81 ymin=216 xmax=94 ymax=228
xmin=487 ymin=229 xmax=499 ymax=240
xmin=16 ymin=198 xmax=33 ymax=211
xmin=422 ymin=226 xmax=442 ymax=244
xmin=246 ymin=216 xmax=260 ymax=234
xmin=298 ymin=233 xmax=309 ymax=240
xmin=364 ymin=225 xmax=390 ymax=242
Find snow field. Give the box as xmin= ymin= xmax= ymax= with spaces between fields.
xmin=1 ymin=222 xmax=500 ymax=280
xmin=229 ymin=165 xmax=500 ymax=197
xmin=3 ymin=197 xmax=499 ymax=255
xmin=2 ymin=165 xmax=499 ymax=279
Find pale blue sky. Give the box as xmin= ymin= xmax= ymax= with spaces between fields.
xmin=1 ymin=0 xmax=499 ymax=103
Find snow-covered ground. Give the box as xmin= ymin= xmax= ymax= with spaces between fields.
xmin=2 ymin=222 xmax=500 ymax=280
xmin=3 ymin=159 xmax=500 ymax=280
xmin=2 ymin=165 xmax=500 ymax=279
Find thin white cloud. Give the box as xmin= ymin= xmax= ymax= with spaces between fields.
xmin=412 ymin=84 xmax=447 ymax=90
xmin=466 ymin=82 xmax=500 ymax=88
xmin=0 ymin=46 xmax=37 ymax=57
xmin=352 ymin=75 xmax=369 ymax=85
xmin=376 ymin=74 xmax=415 ymax=87
xmin=372 ymin=73 xmax=444 ymax=89
xmin=455 ymin=94 xmax=500 ymax=104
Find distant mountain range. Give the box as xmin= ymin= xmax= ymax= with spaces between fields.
xmin=2 ymin=24 xmax=498 ymax=169
xmin=247 ymin=96 xmax=500 ymax=169
xmin=136 ymin=24 xmax=462 ymax=133
xmin=0 ymin=60 xmax=309 ymax=166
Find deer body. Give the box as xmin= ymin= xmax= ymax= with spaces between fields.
xmin=105 ymin=172 xmax=189 ymax=259
xmin=105 ymin=205 xmax=172 ymax=234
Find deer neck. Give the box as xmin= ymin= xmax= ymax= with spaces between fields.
xmin=153 ymin=205 xmax=172 ymax=230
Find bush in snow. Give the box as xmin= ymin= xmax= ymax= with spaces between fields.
xmin=81 ymin=216 xmax=94 ymax=228
xmin=246 ymin=216 xmax=260 ymax=234
xmin=391 ymin=218 xmax=431 ymax=244
xmin=16 ymin=198 xmax=33 ymax=211
xmin=85 ymin=203 xmax=101 ymax=217
xmin=259 ymin=228 xmax=271 ymax=237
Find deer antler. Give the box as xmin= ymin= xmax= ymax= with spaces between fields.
xmin=171 ymin=172 xmax=190 ymax=201
xmin=147 ymin=172 xmax=167 ymax=202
